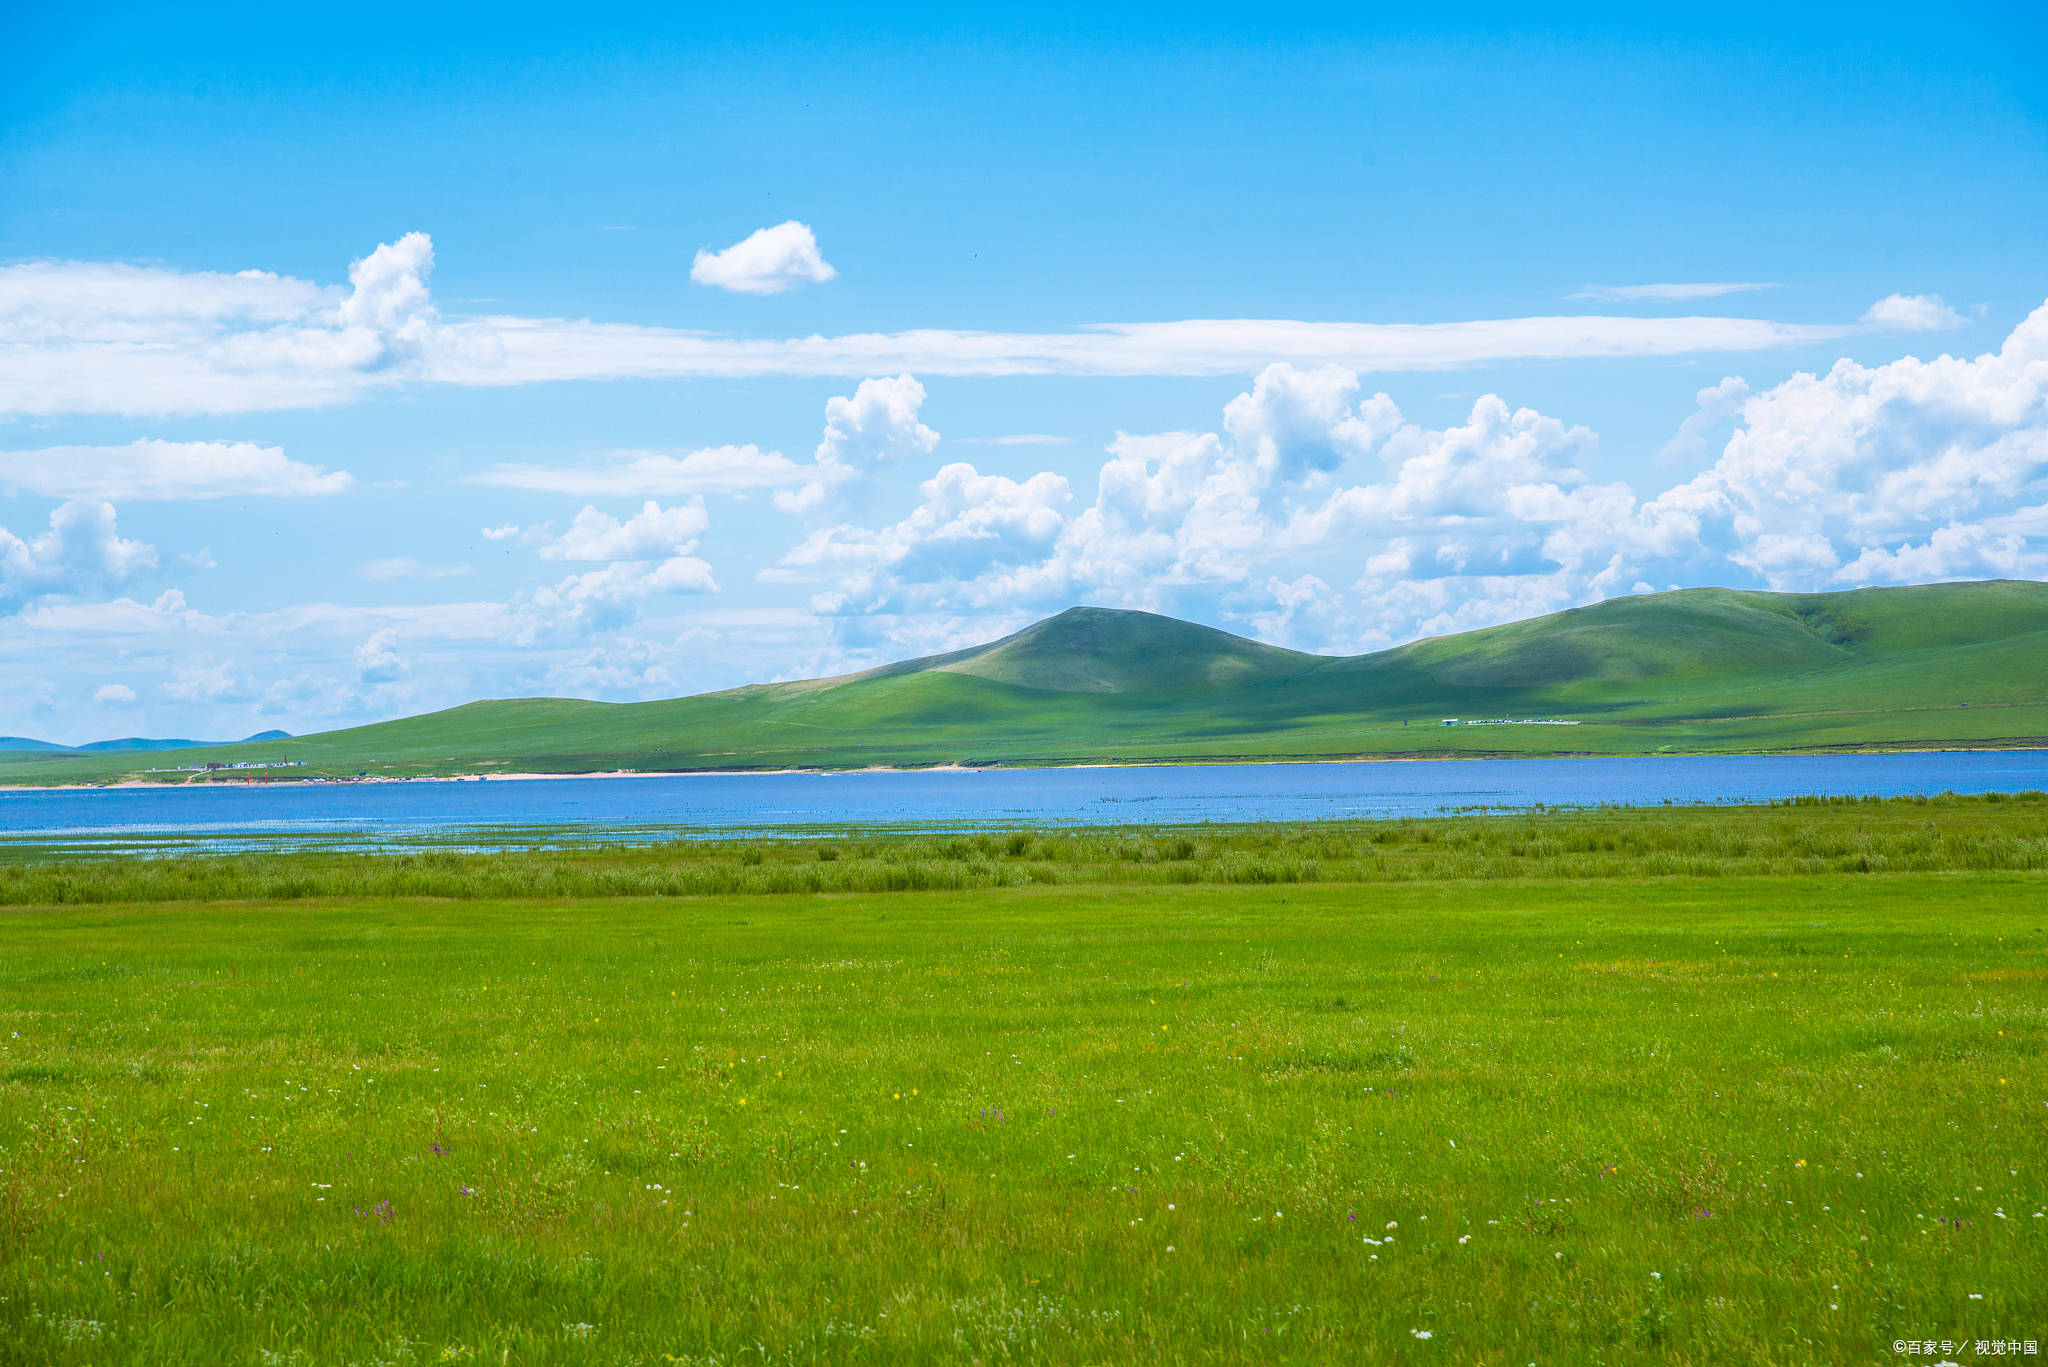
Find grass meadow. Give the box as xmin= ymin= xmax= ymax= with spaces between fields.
xmin=2 ymin=797 xmax=2045 ymax=1364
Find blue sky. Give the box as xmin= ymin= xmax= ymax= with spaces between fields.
xmin=4 ymin=3 xmax=2046 ymax=742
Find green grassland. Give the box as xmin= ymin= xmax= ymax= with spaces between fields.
xmin=8 ymin=580 xmax=2048 ymax=785
xmin=3 ymin=797 xmax=2046 ymax=1364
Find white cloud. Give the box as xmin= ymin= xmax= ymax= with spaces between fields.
xmin=690 ymin=221 xmax=838 ymax=295
xmin=1570 ymin=282 xmax=1778 ymax=302
xmin=0 ymin=258 xmax=325 ymax=329
xmin=0 ymin=499 xmax=157 ymax=613
xmin=93 ymin=683 xmax=137 ymax=705
xmin=10 ymin=294 xmax=2045 ymax=719
xmin=354 ymin=629 xmax=408 ymax=684
xmin=337 ymin=233 xmax=437 ymax=354
xmin=166 ymin=661 xmax=242 ymax=702
xmin=1607 ymin=298 xmax=2048 ymax=591
xmin=772 ymin=301 xmax=2048 ymax=654
xmin=0 ymin=234 xmax=497 ymax=417
xmin=541 ymin=638 xmax=679 ymax=697
xmin=1311 ymin=395 xmax=1616 ymax=528
xmin=778 ymin=362 xmax=1638 ymax=642
xmin=776 ymin=375 xmax=941 ymax=515
xmin=0 ymin=235 xmax=1879 ymax=417
xmin=1654 ymin=376 xmax=1750 ymax=466
xmin=1833 ymin=519 xmax=2047 ymax=584
xmin=1861 ymin=293 xmax=1967 ymax=332
xmin=537 ymin=501 xmax=710 ymax=562
xmin=520 ymin=555 xmax=720 ymax=639
xmin=359 ymin=557 xmax=471 ymax=581
xmin=1223 ymin=363 xmax=1401 ymax=489
xmin=818 ymin=375 xmax=940 ymax=465
xmin=257 ymin=664 xmax=417 ymax=720
xmin=486 ymin=500 xmax=724 ymax=639
xmin=474 ymin=445 xmax=816 ymax=497
xmin=785 ymin=463 xmax=1070 ymax=614
xmin=473 ymin=379 xmax=939 ymax=512
xmin=0 ymin=439 xmax=352 ymax=500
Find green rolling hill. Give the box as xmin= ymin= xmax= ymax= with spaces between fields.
xmin=8 ymin=580 xmax=2048 ymax=785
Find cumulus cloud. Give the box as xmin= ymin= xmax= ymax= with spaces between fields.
xmin=1222 ymin=363 xmax=1401 ymax=490
xmin=472 ymin=378 xmax=939 ymax=513
xmin=354 ymin=629 xmax=408 ymax=684
xmin=1653 ymin=376 xmax=1750 ymax=466
xmin=538 ymin=501 xmax=710 ymax=562
xmin=775 ymin=303 xmax=2048 ymax=653
xmin=784 ymin=463 xmax=1070 ymax=614
xmin=1833 ymin=521 xmax=2045 ymax=585
xmin=1607 ymin=299 xmax=2048 ymax=591
xmin=777 ymin=374 xmax=943 ymax=515
xmin=1861 ymin=293 xmax=1967 ymax=332
xmin=1313 ymin=395 xmax=1615 ymax=528
xmin=0 ymin=439 xmax=352 ymax=500
xmin=337 ymin=234 xmax=437 ymax=351
xmin=93 ymin=683 xmax=137 ymax=705
xmin=520 ymin=555 xmax=719 ymax=639
xmin=486 ymin=500 xmax=723 ymax=640
xmin=0 ymin=499 xmax=157 ymax=613
xmin=817 ymin=375 xmax=941 ymax=465
xmin=0 ymin=235 xmax=1881 ymax=418
xmin=775 ymin=360 xmax=1637 ymax=642
xmin=690 ymin=221 xmax=838 ymax=295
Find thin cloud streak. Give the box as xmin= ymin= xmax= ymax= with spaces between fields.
xmin=1 ymin=239 xmax=1877 ymax=417
xmin=1569 ymin=282 xmax=1780 ymax=302
xmin=459 ymin=312 xmax=1854 ymax=385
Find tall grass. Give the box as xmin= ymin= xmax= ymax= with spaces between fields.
xmin=2 ymin=793 xmax=2043 ymax=907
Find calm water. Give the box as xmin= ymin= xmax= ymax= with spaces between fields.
xmin=2 ymin=751 xmax=2046 ymax=851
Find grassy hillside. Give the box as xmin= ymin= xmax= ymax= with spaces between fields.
xmin=8 ymin=581 xmax=2048 ymax=784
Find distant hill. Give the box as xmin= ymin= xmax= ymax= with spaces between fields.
xmin=0 ymin=730 xmax=292 ymax=755
xmin=5 ymin=582 xmax=2047 ymax=784
xmin=752 ymin=607 xmax=1318 ymax=698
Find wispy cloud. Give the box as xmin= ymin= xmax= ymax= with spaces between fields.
xmin=1569 ymin=282 xmax=1779 ymax=302
xmin=1 ymin=236 xmax=1883 ymax=418
xmin=0 ymin=439 xmax=352 ymax=500
xmin=358 ymin=557 xmax=471 ymax=582
xmin=470 ymin=445 xmax=821 ymax=497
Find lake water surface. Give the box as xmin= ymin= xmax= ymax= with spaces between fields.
xmin=4 ymin=750 xmax=2047 ymax=851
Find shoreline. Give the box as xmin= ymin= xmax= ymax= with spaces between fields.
xmin=4 ymin=744 xmax=2048 ymax=794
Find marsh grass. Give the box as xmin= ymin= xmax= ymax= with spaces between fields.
xmin=1 ymin=797 xmax=2045 ymax=1363
xmin=3 ymin=792 xmax=2046 ymax=907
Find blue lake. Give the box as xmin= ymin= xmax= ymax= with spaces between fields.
xmin=3 ymin=750 xmax=2047 ymax=850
